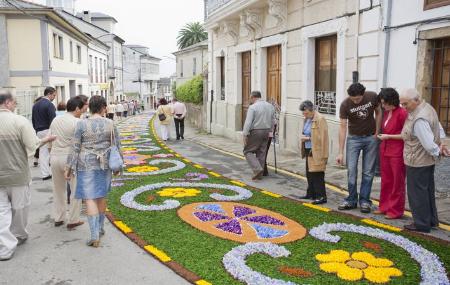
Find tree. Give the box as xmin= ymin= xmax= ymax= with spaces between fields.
xmin=177 ymin=22 xmax=207 ymax=50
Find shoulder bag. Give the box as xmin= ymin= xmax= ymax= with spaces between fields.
xmin=109 ymin=123 xmax=124 ymax=172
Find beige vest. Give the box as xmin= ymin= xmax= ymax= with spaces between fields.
xmin=401 ymin=102 xmax=441 ymax=167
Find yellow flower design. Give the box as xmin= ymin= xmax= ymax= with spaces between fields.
xmin=121 ymin=140 xmax=135 ymax=144
xmin=120 ymin=132 xmax=134 ymax=136
xmin=157 ymin=188 xmax=201 ymax=198
xmin=122 ymin=147 xmax=137 ymax=151
xmin=316 ymin=250 xmax=402 ymax=283
xmin=126 ymin=166 xmax=160 ymax=173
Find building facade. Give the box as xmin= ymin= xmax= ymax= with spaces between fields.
xmin=204 ymin=0 xmax=450 ymax=157
xmin=88 ymin=39 xmax=109 ymax=98
xmin=173 ymin=40 xmax=208 ymax=86
xmin=0 ymin=0 xmax=90 ymax=106
xmin=123 ymin=45 xmax=161 ymax=108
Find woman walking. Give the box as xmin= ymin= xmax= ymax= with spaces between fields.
xmin=157 ymin=98 xmax=173 ymax=141
xmin=376 ymin=88 xmax=408 ymax=219
xmin=65 ymin=96 xmax=122 ymax=247
xmin=298 ymin=100 xmax=329 ymax=205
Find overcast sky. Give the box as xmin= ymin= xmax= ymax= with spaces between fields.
xmin=37 ymin=0 xmax=206 ymax=77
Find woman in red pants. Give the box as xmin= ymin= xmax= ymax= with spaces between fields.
xmin=376 ymin=88 xmax=408 ymax=219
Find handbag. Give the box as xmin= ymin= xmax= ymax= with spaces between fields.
xmin=158 ymin=112 xmax=167 ymax=121
xmin=109 ymin=123 xmax=124 ymax=172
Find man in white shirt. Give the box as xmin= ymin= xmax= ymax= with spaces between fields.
xmin=106 ymin=102 xmax=116 ymax=120
xmin=0 ymin=92 xmax=56 ymax=261
xmin=49 ymin=96 xmax=88 ymax=229
xmin=116 ymin=102 xmax=124 ymax=120
xmin=172 ymin=98 xmax=187 ymax=140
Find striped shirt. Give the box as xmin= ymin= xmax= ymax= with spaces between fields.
xmin=243 ymin=99 xmax=275 ymax=136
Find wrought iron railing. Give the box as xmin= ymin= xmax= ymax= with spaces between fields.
xmin=314 ymin=91 xmax=336 ymax=115
xmin=207 ymin=0 xmax=233 ymax=16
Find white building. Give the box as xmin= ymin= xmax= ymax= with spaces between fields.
xmin=87 ymin=38 xmax=109 ymax=98
xmin=173 ymin=40 xmax=208 ymax=87
xmin=123 ymin=45 xmax=161 ymax=108
xmin=204 ymin=0 xmax=450 ymax=157
xmin=57 ymin=9 xmax=125 ymax=102
xmin=0 ymin=0 xmax=90 ymax=106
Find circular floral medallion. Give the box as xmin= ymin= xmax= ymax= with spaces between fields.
xmin=178 ymin=202 xmax=306 ymax=244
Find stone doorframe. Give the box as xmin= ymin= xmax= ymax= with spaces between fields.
xmin=416 ymin=26 xmax=450 ymax=104
xmin=301 ymin=17 xmax=348 ymax=121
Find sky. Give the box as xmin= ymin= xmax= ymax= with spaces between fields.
xmin=37 ymin=0 xmax=206 ymax=77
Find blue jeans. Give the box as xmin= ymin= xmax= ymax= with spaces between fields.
xmin=345 ymin=135 xmax=378 ymax=205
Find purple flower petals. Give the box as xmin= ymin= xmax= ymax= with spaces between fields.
xmin=233 ymin=206 xmax=256 ymax=217
xmin=216 ymin=219 xmax=242 ymax=235
xmin=194 ymin=211 xmax=230 ymax=222
xmin=242 ymin=215 xmax=285 ymax=225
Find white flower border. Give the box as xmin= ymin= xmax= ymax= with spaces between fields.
xmin=124 ymin=159 xmax=185 ymax=176
xmin=135 ymin=145 xmax=161 ymax=152
xmin=120 ymin=182 xmax=253 ymax=211
xmin=222 ymin=242 xmax=297 ymax=285
xmin=309 ymin=223 xmax=450 ymax=285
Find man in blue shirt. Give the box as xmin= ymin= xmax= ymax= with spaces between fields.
xmin=32 ymin=87 xmax=57 ymax=180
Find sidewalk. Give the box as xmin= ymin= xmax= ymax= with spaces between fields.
xmin=0 ymin=148 xmax=188 ymax=285
xmin=174 ymin=121 xmax=450 ymax=226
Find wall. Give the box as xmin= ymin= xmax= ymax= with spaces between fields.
xmin=186 ymin=102 xmax=207 ymax=130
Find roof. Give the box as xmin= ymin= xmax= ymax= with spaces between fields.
xmin=173 ymin=40 xmax=208 ymax=55
xmin=89 ymin=11 xmax=118 ymax=23
xmin=0 ymin=0 xmax=91 ymax=44
xmin=58 ymin=10 xmax=125 ymax=44
xmin=0 ymin=0 xmax=47 ymax=9
xmin=124 ymin=45 xmax=161 ymax=61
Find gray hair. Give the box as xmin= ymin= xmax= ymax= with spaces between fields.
xmin=0 ymin=91 xmax=13 ymax=105
xmin=299 ymin=100 xmax=314 ymax=112
xmin=400 ymin=88 xmax=421 ymax=101
xmin=250 ymin=91 xmax=262 ymax=98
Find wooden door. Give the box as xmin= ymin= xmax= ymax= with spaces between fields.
xmin=267 ymin=45 xmax=281 ymax=107
xmin=315 ymin=35 xmax=337 ymax=92
xmin=242 ymin=51 xmax=251 ymax=127
xmin=431 ymin=37 xmax=450 ymax=135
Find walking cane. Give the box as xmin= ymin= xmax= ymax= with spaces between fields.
xmin=273 ymin=124 xmax=278 ymax=174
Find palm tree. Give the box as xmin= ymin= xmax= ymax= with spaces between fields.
xmin=177 ymin=22 xmax=208 ymax=50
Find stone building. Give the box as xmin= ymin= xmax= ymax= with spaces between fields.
xmin=204 ymin=0 xmax=450 ymax=157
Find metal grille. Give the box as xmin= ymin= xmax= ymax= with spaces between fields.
xmin=430 ymin=38 xmax=450 ymax=135
xmin=15 ymin=90 xmax=37 ymax=120
xmin=314 ymin=91 xmax=336 ymax=115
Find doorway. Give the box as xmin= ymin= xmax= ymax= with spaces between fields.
xmin=242 ymin=51 xmax=251 ymax=128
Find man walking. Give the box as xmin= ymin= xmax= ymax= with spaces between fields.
xmin=172 ymin=98 xmax=187 ymax=140
xmin=32 ymin=87 xmax=57 ymax=180
xmin=106 ymin=101 xmax=116 ymax=120
xmin=49 ymin=96 xmax=87 ymax=229
xmin=0 ymin=92 xmax=56 ymax=261
xmin=242 ymin=91 xmax=275 ymax=180
xmin=336 ymin=83 xmax=381 ymax=213
xmin=400 ymin=89 xmax=449 ymax=233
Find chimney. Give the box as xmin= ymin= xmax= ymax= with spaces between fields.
xmin=82 ymin=11 xmax=91 ymax=23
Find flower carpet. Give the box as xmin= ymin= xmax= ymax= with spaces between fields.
xmin=107 ymin=113 xmax=450 ymax=285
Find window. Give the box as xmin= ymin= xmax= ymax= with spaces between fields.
xmin=314 ymin=35 xmax=337 ymax=115
xmin=99 ymin=59 xmax=103 ymax=83
xmin=95 ymin=57 xmax=98 ymax=83
xmin=53 ymin=33 xmax=63 ymax=59
xmin=77 ymin=45 xmax=81 ymax=64
xmin=69 ymin=41 xmax=73 ymax=62
xmin=104 ymin=61 xmax=107 ymax=81
xmin=193 ymin=57 xmax=197 ymax=75
xmin=89 ymin=55 xmax=93 ymax=82
xmin=78 ymin=84 xmax=82 ymax=95
xmin=56 ymin=86 xmax=65 ymax=104
xmin=219 ymin=57 xmax=225 ymax=100
xmin=424 ymin=0 xmax=450 ymax=10
xmin=180 ymin=59 xmax=184 ymax=77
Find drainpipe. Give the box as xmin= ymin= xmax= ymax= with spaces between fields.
xmin=382 ymin=0 xmax=392 ymax=87
xmin=209 ymin=30 xmax=214 ymax=134
xmin=354 ymin=0 xmax=360 ymax=80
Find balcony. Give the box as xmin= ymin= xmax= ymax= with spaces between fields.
xmin=207 ymin=0 xmax=233 ymax=16
xmin=314 ymin=91 xmax=336 ymax=115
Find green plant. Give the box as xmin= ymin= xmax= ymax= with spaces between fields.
xmin=177 ymin=22 xmax=208 ymax=50
xmin=175 ymin=75 xmax=203 ymax=105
